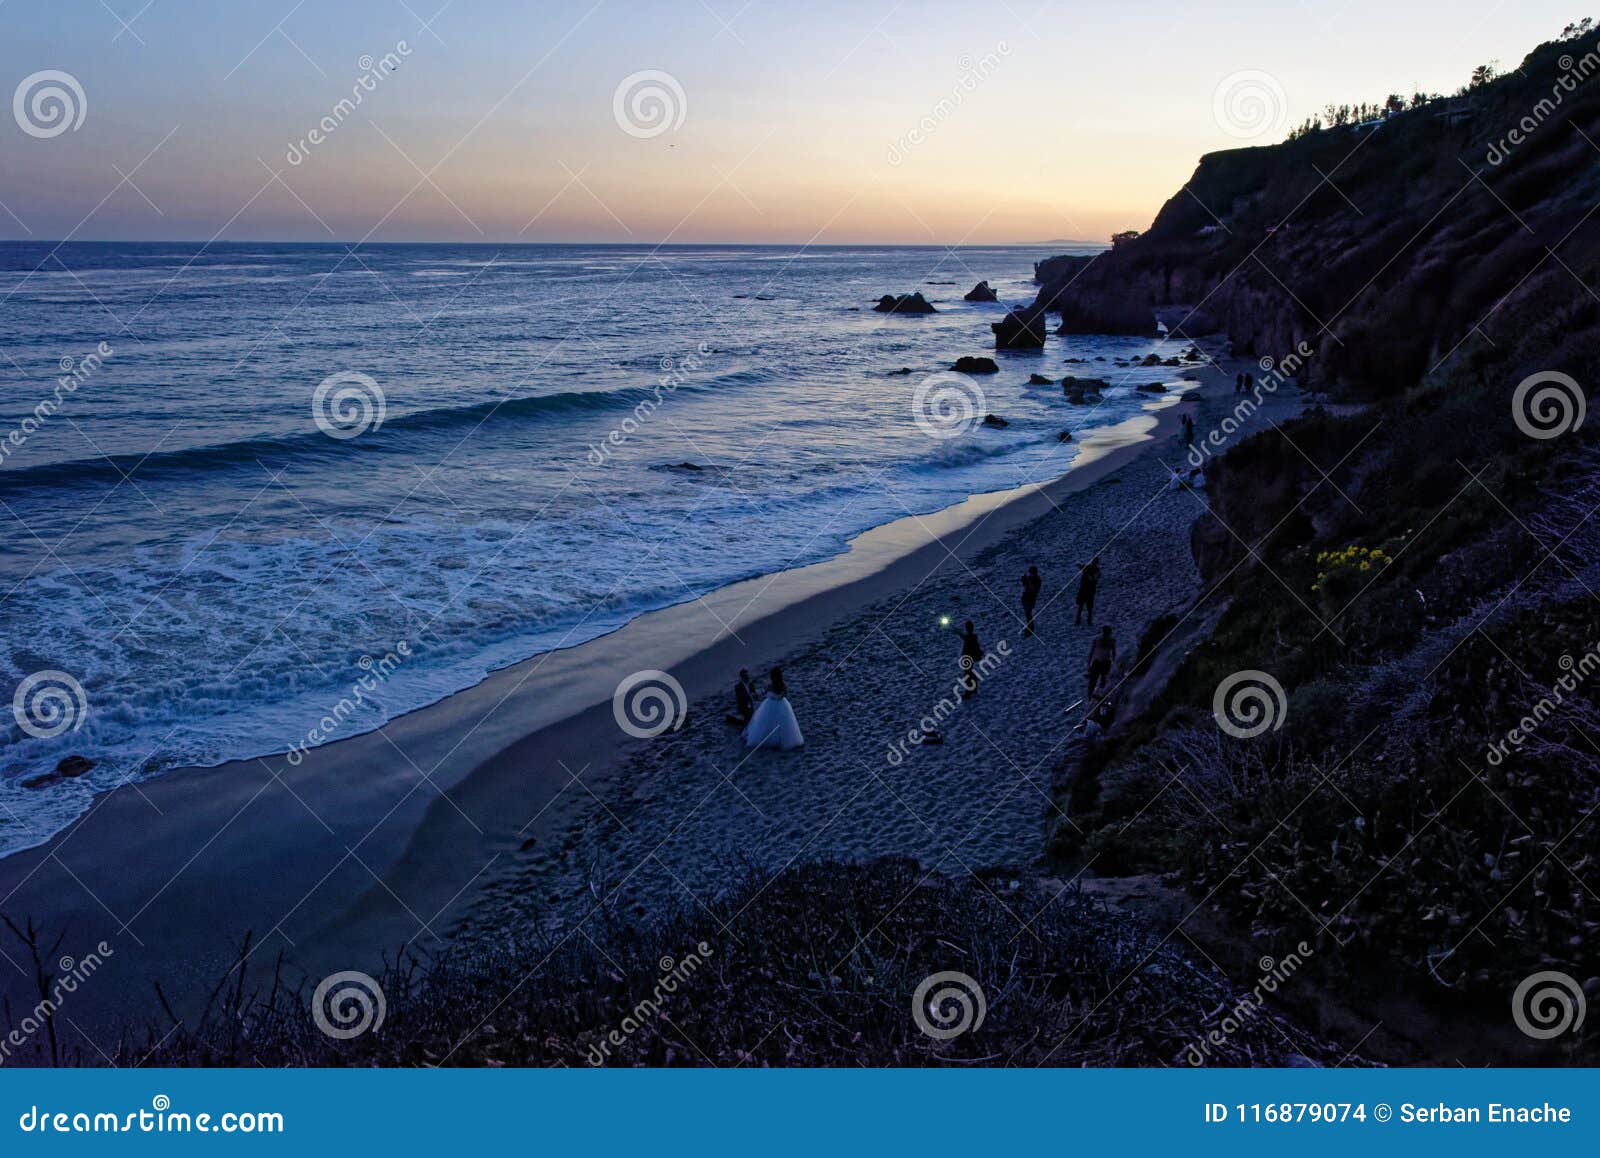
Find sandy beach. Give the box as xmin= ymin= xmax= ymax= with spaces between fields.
xmin=0 ymin=341 xmax=1304 ymax=1048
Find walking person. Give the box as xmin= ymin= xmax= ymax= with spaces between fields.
xmin=1086 ymin=625 xmax=1116 ymax=697
xmin=1020 ymin=565 xmax=1042 ymax=637
xmin=959 ymin=620 xmax=984 ymax=697
xmin=1074 ymin=556 xmax=1102 ymax=625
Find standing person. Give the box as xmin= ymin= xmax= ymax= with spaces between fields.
xmin=1182 ymin=414 xmax=1195 ymax=446
xmin=1245 ymin=371 xmax=1255 ymax=394
xmin=1086 ymin=626 xmax=1116 ymax=697
xmin=959 ymin=620 xmax=984 ymax=697
xmin=1074 ymin=556 xmax=1102 ymax=625
xmin=743 ymin=666 xmax=804 ymax=750
xmin=1235 ymin=372 xmax=1245 ymax=394
xmin=1020 ymin=566 xmax=1042 ymax=637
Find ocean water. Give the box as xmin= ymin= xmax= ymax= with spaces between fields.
xmin=0 ymin=241 xmax=1175 ymax=854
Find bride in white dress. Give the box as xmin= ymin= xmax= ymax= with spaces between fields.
xmin=743 ymin=666 xmax=804 ymax=750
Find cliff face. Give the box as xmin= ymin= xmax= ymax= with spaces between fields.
xmin=1055 ymin=33 xmax=1600 ymax=1038
xmin=1037 ymin=35 xmax=1600 ymax=397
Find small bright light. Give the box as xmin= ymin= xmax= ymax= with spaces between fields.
xmin=938 ymin=615 xmax=951 ymax=628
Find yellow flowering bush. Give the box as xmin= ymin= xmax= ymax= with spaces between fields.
xmin=1311 ymin=544 xmax=1393 ymax=605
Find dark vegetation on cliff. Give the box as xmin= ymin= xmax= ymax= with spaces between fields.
xmin=28 ymin=862 xmax=1343 ymax=1067
xmin=1049 ymin=28 xmax=1600 ymax=1057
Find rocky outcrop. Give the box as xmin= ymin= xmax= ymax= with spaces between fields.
xmin=964 ymin=280 xmax=999 ymax=302
xmin=952 ymin=356 xmax=999 ymax=374
xmin=873 ymin=292 xmax=936 ymax=314
xmin=22 ymin=755 xmax=95 ymax=790
xmin=992 ymin=304 xmax=1048 ymax=349
xmin=1030 ymin=35 xmax=1600 ymax=397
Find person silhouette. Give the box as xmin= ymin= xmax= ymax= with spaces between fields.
xmin=1075 ymin=557 xmax=1102 ymax=625
xmin=1020 ymin=566 xmax=1042 ymax=637
xmin=1086 ymin=625 xmax=1116 ymax=696
xmin=959 ymin=620 xmax=984 ymax=697
xmin=725 ymin=668 xmax=758 ymax=726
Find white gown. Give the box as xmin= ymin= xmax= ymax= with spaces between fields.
xmin=743 ymin=693 xmax=804 ymax=750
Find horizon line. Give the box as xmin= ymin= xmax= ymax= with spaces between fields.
xmin=0 ymin=237 xmax=1109 ymax=250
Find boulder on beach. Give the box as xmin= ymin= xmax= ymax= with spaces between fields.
xmin=952 ymin=356 xmax=999 ymax=374
xmin=1139 ymin=353 xmax=1163 ymax=366
xmin=1057 ymin=430 xmax=1073 ymax=442
xmin=982 ymin=413 xmax=1009 ymax=428
xmin=963 ymin=280 xmax=999 ymax=302
xmin=1138 ymin=382 xmax=1168 ymax=393
xmin=991 ymin=303 xmax=1048 ymax=349
xmin=1027 ymin=373 xmax=1054 ymax=385
xmin=873 ymin=292 xmax=937 ymax=314
xmin=1062 ymin=376 xmax=1110 ymax=392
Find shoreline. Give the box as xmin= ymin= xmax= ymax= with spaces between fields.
xmin=0 ymin=345 xmax=1252 ymax=1041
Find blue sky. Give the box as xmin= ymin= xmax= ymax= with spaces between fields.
xmin=0 ymin=0 xmax=1581 ymax=243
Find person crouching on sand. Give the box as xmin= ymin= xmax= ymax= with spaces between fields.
xmin=725 ymin=668 xmax=758 ymax=726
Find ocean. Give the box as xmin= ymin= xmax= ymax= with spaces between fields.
xmin=0 ymin=240 xmax=1174 ymax=855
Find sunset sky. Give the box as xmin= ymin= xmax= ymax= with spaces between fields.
xmin=0 ymin=0 xmax=1580 ymax=245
